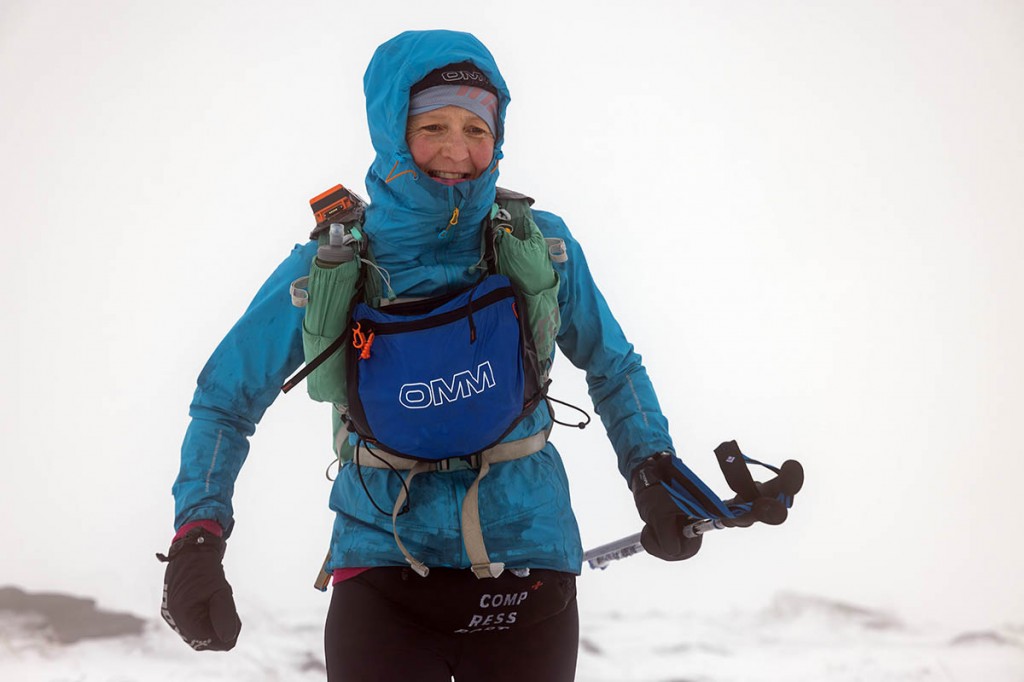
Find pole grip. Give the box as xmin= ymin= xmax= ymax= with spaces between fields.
xmin=721 ymin=459 xmax=804 ymax=528
xmin=756 ymin=459 xmax=804 ymax=499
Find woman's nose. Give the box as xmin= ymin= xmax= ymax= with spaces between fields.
xmin=441 ymin=133 xmax=471 ymax=160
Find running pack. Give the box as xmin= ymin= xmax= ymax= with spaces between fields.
xmin=282 ymin=184 xmax=570 ymax=580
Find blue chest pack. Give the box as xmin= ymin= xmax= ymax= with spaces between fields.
xmin=345 ymin=273 xmax=545 ymax=461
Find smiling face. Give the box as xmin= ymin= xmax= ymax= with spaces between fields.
xmin=405 ymin=106 xmax=495 ymax=185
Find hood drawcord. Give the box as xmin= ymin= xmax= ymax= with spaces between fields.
xmin=385 ymin=161 xmax=418 ymax=184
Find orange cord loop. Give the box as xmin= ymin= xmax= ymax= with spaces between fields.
xmin=352 ymin=323 xmax=376 ymax=360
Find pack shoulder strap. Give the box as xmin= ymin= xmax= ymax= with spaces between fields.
xmin=494 ymin=187 xmax=536 ymax=238
xmin=490 ymin=188 xmax=567 ymax=266
xmin=282 ymin=184 xmax=380 ymax=397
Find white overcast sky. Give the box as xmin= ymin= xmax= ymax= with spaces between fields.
xmin=1 ymin=0 xmax=1022 ymax=632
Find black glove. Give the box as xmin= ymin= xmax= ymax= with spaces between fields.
xmin=631 ymin=452 xmax=703 ymax=561
xmin=157 ymin=527 xmax=241 ymax=651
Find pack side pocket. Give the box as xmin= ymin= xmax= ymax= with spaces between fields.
xmin=495 ymin=215 xmax=556 ymax=295
xmin=519 ymin=276 xmax=560 ymax=382
xmin=302 ymin=258 xmax=360 ymax=403
xmin=495 ymin=216 xmax=560 ymax=382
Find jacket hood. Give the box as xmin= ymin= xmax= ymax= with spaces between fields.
xmin=361 ymin=30 xmax=511 ymax=298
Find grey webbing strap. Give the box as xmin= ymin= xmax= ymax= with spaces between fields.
xmin=391 ymin=461 xmax=433 ymax=577
xmin=545 ymin=238 xmax=568 ymax=263
xmin=463 ymin=454 xmax=500 ymax=578
xmin=290 ymin=277 xmax=310 ymax=308
xmin=356 ymin=433 xmax=546 ymax=472
xmin=363 ymin=431 xmax=549 ymax=579
xmin=462 ymin=430 xmax=548 ymax=579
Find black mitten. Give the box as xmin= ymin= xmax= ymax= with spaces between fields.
xmin=631 ymin=452 xmax=703 ymax=561
xmin=157 ymin=528 xmax=241 ymax=651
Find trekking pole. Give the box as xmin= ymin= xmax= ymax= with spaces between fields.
xmin=584 ymin=458 xmax=804 ymax=570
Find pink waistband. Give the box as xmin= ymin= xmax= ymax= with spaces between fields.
xmin=333 ymin=567 xmax=372 ymax=584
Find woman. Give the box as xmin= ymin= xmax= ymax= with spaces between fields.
xmin=159 ymin=30 xmax=699 ymax=681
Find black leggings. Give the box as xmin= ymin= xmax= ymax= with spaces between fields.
xmin=325 ymin=567 xmax=579 ymax=681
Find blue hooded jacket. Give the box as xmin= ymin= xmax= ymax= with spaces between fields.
xmin=172 ymin=30 xmax=675 ymax=575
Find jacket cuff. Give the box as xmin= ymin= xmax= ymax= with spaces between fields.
xmin=173 ymin=519 xmax=224 ymax=542
xmin=629 ymin=451 xmax=673 ymax=494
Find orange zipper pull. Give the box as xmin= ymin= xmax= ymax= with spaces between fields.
xmin=438 ymin=207 xmax=461 ymax=240
xmin=352 ymin=323 xmax=375 ymax=360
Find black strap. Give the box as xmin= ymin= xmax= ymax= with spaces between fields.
xmin=545 ymin=395 xmax=590 ymax=429
xmin=281 ymin=331 xmax=348 ymax=394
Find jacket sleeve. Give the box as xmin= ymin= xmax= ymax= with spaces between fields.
xmin=171 ymin=242 xmax=317 ymax=535
xmin=533 ymin=210 xmax=675 ymax=481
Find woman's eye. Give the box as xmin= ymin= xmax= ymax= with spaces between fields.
xmin=466 ymin=126 xmax=489 ymax=137
xmin=423 ymin=124 xmax=444 ymax=133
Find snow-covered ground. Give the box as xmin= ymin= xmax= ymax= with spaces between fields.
xmin=3 ymin=586 xmax=1021 ymax=681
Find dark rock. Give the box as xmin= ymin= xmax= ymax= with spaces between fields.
xmin=297 ymin=650 xmax=327 ymax=672
xmin=949 ymin=630 xmax=1023 ymax=648
xmin=765 ymin=592 xmax=904 ymax=631
xmin=0 ymin=586 xmax=146 ymax=644
xmin=654 ymin=641 xmax=731 ymax=656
